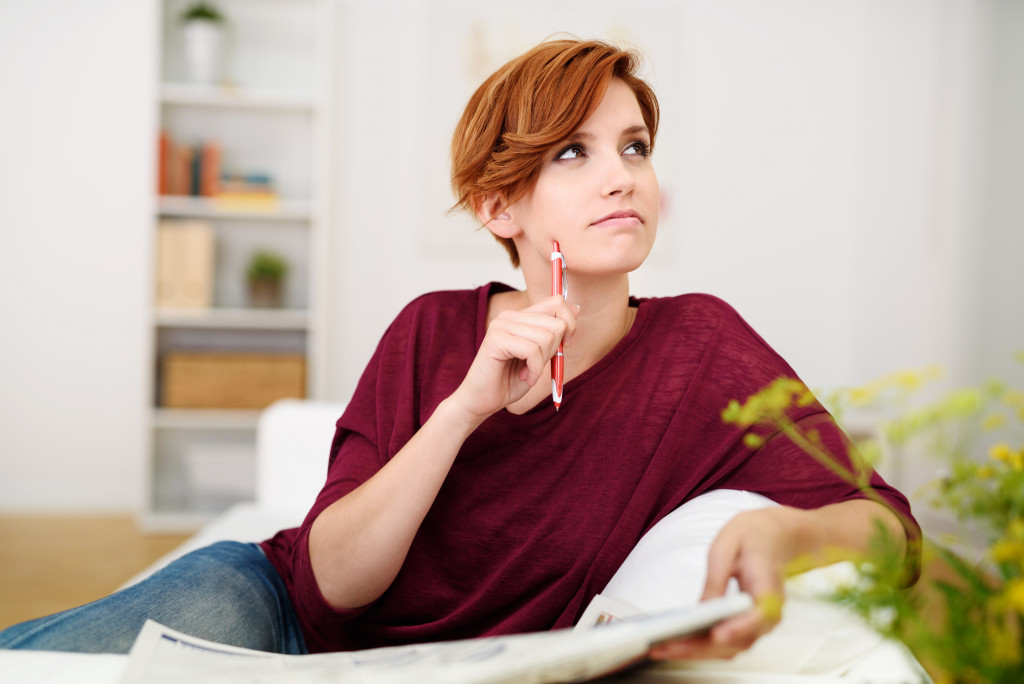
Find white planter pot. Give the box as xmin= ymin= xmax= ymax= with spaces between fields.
xmin=182 ymin=20 xmax=224 ymax=86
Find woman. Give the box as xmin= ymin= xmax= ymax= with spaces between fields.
xmin=1 ymin=38 xmax=917 ymax=659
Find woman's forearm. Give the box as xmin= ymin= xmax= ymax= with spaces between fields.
xmin=787 ymin=498 xmax=907 ymax=572
xmin=308 ymin=397 xmax=486 ymax=611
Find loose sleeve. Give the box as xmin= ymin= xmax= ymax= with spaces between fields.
xmin=261 ymin=297 xmax=427 ymax=638
xmin=261 ymin=344 xmax=389 ymax=636
xmin=259 ymin=289 xmax=479 ymax=649
xmin=679 ymin=296 xmax=920 ymax=568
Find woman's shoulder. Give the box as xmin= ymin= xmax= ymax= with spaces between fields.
xmin=637 ymin=292 xmax=783 ymax=359
xmin=394 ymin=283 xmax=495 ymax=317
xmin=384 ymin=282 xmax=507 ymax=339
xmin=637 ymin=291 xmax=744 ymax=326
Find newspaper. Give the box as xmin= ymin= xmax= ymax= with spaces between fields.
xmin=574 ymin=593 xmax=646 ymax=630
xmin=120 ymin=593 xmax=752 ymax=684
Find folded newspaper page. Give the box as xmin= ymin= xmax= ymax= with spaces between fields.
xmin=120 ymin=593 xmax=752 ymax=684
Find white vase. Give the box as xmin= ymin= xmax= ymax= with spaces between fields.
xmin=182 ymin=20 xmax=224 ymax=86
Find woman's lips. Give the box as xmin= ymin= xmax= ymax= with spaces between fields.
xmin=590 ymin=210 xmax=643 ymax=229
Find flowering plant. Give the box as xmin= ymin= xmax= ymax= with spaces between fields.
xmin=722 ymin=355 xmax=1024 ymax=684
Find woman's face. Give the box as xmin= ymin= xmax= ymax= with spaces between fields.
xmin=507 ymin=77 xmax=659 ymax=279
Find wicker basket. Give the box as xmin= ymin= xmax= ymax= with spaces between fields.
xmin=162 ymin=352 xmax=306 ymax=409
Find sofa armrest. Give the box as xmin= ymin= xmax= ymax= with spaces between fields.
xmin=255 ymin=399 xmax=347 ymax=517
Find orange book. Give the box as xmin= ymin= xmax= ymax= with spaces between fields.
xmin=178 ymin=145 xmax=194 ymax=197
xmin=200 ymin=141 xmax=221 ymax=197
xmin=157 ymin=130 xmax=170 ymax=195
xmin=168 ymin=142 xmax=185 ymax=196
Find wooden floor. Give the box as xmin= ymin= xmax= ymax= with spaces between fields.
xmin=0 ymin=515 xmax=189 ymax=630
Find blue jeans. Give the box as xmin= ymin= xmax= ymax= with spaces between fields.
xmin=0 ymin=541 xmax=307 ymax=654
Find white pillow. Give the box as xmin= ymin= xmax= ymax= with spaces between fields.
xmin=599 ymin=489 xmax=888 ymax=676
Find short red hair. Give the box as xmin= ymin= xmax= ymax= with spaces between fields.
xmin=450 ymin=39 xmax=660 ymax=267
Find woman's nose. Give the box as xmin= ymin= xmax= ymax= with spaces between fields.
xmin=601 ymin=156 xmax=636 ymax=197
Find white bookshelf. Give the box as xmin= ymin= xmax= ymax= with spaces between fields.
xmin=155 ymin=307 xmax=311 ymax=330
xmin=152 ymin=409 xmax=263 ymax=431
xmin=157 ymin=195 xmax=315 ymax=221
xmin=159 ymin=83 xmax=318 ymax=111
xmin=144 ymin=0 xmax=334 ymax=531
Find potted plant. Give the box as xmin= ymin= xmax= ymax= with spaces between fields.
xmin=724 ymin=359 xmax=1024 ymax=683
xmin=246 ymin=250 xmax=288 ymax=308
xmin=181 ymin=2 xmax=226 ymax=86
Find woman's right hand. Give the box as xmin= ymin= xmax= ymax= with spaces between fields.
xmin=449 ymin=295 xmax=579 ymax=421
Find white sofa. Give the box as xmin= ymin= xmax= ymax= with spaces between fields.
xmin=121 ymin=399 xmax=348 ymax=588
xmin=3 ymin=399 xmax=929 ymax=683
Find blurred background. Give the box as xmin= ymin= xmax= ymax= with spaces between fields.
xmin=0 ymin=0 xmax=1021 ymax=539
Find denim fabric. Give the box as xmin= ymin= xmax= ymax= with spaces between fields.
xmin=0 ymin=541 xmax=307 ymax=654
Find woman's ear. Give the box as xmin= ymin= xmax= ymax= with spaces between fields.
xmin=474 ymin=193 xmax=518 ymax=238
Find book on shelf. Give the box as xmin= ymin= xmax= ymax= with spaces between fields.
xmin=157 ymin=130 xmax=170 ymax=195
xmin=199 ymin=141 xmax=221 ymax=197
xmin=155 ymin=220 xmax=216 ymax=309
xmin=211 ymin=171 xmax=279 ymax=211
xmin=157 ymin=129 xmax=277 ymax=208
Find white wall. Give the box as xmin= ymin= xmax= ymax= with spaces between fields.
xmin=324 ymin=0 xmax=1005 ymax=403
xmin=0 ymin=0 xmax=156 ymax=510
xmin=1 ymin=0 xmax=1019 ymax=512
xmin=971 ymin=0 xmax=1024 ymax=387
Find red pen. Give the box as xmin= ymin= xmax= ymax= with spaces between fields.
xmin=551 ymin=241 xmax=566 ymax=411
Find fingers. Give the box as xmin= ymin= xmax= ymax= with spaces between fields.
xmin=648 ymin=634 xmax=740 ymax=661
xmin=488 ymin=297 xmax=578 ymax=365
xmin=485 ymin=326 xmax=556 ymax=385
xmin=708 ymin=604 xmax=775 ymax=649
xmin=701 ymin=523 xmax=739 ymax=601
xmin=659 ymin=512 xmax=790 ymax=663
xmin=455 ymin=295 xmax=580 ymax=416
xmin=647 ymin=605 xmax=777 ymax=662
xmin=515 ymin=295 xmax=580 ymax=348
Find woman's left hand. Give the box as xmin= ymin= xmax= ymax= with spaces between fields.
xmin=647 ymin=506 xmax=813 ymax=660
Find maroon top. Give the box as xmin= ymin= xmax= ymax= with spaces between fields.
xmin=261 ymin=283 xmax=917 ymax=653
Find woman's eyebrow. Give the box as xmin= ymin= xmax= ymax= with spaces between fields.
xmin=622 ymin=125 xmax=650 ymax=138
xmin=565 ymin=124 xmax=649 ymax=143
xmin=564 ymin=131 xmax=595 ymax=143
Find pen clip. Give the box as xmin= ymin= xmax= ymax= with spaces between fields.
xmin=551 ymin=249 xmax=568 ymax=301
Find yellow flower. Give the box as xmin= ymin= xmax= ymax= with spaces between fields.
xmin=990 ymin=443 xmax=1012 ymax=462
xmin=988 ymin=618 xmax=1022 ymax=665
xmin=990 ymin=539 xmax=1024 ymax=564
xmin=1011 ymin=451 xmax=1024 ymax=471
xmin=1004 ymin=390 xmax=1024 ymax=408
xmin=756 ymin=591 xmax=784 ymax=622
xmin=893 ymin=370 xmax=925 ymax=390
xmin=722 ymin=378 xmax=814 ymax=427
xmin=1001 ymin=578 xmax=1024 ymax=615
xmin=858 ymin=440 xmax=882 ymax=467
xmin=977 ymin=465 xmax=995 ymax=479
xmin=983 ymin=413 xmax=1007 ymax=430
xmin=848 ymin=387 xmax=877 ymax=405
xmin=1009 ymin=518 xmax=1024 ymax=539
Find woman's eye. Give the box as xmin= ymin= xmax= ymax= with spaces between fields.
xmin=624 ymin=140 xmax=651 ymax=157
xmin=556 ymin=144 xmax=586 ymax=160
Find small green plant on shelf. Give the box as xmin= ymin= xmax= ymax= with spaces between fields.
xmin=246 ymin=250 xmax=288 ymax=308
xmin=181 ymin=2 xmax=224 ymax=23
